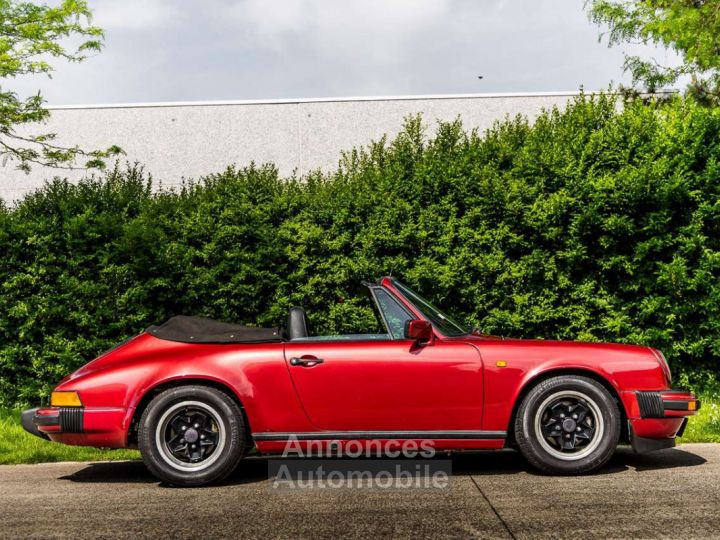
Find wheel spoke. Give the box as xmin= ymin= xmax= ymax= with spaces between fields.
xmin=200 ymin=429 xmax=219 ymax=444
xmin=542 ymin=421 xmax=561 ymax=438
xmin=571 ymin=402 xmax=589 ymax=423
xmin=189 ymin=446 xmax=205 ymax=462
xmin=167 ymin=433 xmax=183 ymax=447
xmin=550 ymin=402 xmax=567 ymax=415
xmin=171 ymin=440 xmax=188 ymax=454
xmin=170 ymin=416 xmax=189 ymax=434
xmin=187 ymin=412 xmax=208 ymax=430
xmin=176 ymin=442 xmax=190 ymax=458
xmin=560 ymin=435 xmax=577 ymax=450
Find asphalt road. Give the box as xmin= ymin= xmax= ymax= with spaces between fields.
xmin=1 ymin=444 xmax=719 ymax=539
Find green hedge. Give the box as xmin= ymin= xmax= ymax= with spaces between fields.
xmin=1 ymin=93 xmax=719 ymax=406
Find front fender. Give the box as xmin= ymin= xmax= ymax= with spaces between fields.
xmin=476 ymin=339 xmax=667 ymax=432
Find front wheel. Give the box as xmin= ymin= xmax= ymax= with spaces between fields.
xmin=138 ymin=385 xmax=246 ymax=486
xmin=514 ymin=375 xmax=620 ymax=474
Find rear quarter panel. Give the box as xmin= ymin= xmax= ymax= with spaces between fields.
xmin=57 ymin=334 xmax=315 ymax=444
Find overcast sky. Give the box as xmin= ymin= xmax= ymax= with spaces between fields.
xmin=12 ymin=0 xmax=678 ymax=105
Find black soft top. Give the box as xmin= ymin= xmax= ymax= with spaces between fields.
xmin=147 ymin=315 xmax=285 ymax=344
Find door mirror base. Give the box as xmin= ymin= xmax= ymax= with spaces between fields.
xmin=404 ymin=319 xmax=433 ymax=344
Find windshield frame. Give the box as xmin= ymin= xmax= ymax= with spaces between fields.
xmin=367 ymin=285 xmax=414 ymax=339
xmin=384 ymin=278 xmax=468 ymax=338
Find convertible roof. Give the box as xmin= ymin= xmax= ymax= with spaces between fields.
xmin=147 ymin=315 xmax=285 ymax=344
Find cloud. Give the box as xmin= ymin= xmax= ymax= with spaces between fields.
xmin=92 ymin=0 xmax=186 ymax=30
xmin=228 ymin=0 xmax=451 ymax=59
xmin=6 ymin=0 xmax=684 ymax=105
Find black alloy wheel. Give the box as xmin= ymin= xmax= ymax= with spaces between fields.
xmin=138 ymin=385 xmax=246 ymax=486
xmin=514 ymin=375 xmax=621 ymax=474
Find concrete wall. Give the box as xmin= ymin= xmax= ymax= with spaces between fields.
xmin=1 ymin=92 xmax=584 ymax=202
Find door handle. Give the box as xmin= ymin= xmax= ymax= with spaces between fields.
xmin=289 ymin=357 xmax=324 ymax=367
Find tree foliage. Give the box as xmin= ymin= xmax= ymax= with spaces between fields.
xmin=1 ymin=94 xmax=719 ymax=405
xmin=587 ymin=0 xmax=720 ymax=104
xmin=0 ymin=0 xmax=121 ymax=172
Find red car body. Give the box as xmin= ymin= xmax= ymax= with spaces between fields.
xmin=24 ymin=277 xmax=698 ymax=458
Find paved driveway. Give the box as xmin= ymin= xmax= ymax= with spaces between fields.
xmin=1 ymin=444 xmax=718 ymax=539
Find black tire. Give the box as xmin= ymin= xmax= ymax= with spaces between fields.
xmin=138 ymin=385 xmax=246 ymax=486
xmin=514 ymin=375 xmax=620 ymax=474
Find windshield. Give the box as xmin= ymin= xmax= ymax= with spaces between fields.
xmin=392 ymin=280 xmax=468 ymax=337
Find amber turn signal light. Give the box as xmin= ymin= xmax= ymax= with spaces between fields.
xmin=51 ymin=391 xmax=82 ymax=407
xmin=688 ymin=401 xmax=696 ymax=411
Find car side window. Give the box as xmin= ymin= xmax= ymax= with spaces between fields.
xmin=373 ymin=289 xmax=413 ymax=339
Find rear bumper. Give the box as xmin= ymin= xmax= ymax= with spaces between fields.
xmin=21 ymin=408 xmax=50 ymax=440
xmin=21 ymin=406 xmax=129 ymax=448
xmin=622 ymin=389 xmax=700 ymax=454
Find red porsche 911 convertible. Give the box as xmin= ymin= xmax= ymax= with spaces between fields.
xmin=23 ymin=277 xmax=699 ymax=486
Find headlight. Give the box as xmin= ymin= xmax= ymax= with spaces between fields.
xmin=651 ymin=349 xmax=672 ymax=385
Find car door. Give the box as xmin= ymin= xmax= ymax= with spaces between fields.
xmin=283 ymin=288 xmax=485 ymax=432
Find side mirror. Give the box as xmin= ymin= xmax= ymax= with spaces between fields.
xmin=404 ymin=319 xmax=433 ymax=344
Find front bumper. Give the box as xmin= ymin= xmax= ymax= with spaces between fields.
xmin=623 ymin=389 xmax=700 ymax=453
xmin=635 ymin=389 xmax=701 ymax=419
xmin=21 ymin=406 xmax=129 ymax=448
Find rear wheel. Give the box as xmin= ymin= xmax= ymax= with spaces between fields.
xmin=138 ymin=385 xmax=246 ymax=486
xmin=514 ymin=375 xmax=620 ymax=474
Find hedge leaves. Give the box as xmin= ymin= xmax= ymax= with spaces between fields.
xmin=1 ymin=93 xmax=719 ymax=405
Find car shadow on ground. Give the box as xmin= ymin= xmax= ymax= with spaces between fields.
xmin=59 ymin=446 xmax=706 ymax=486
xmin=450 ymin=446 xmax=707 ymax=476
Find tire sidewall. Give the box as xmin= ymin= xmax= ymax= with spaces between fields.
xmin=139 ymin=386 xmax=245 ymax=486
xmin=516 ymin=376 xmax=620 ymax=474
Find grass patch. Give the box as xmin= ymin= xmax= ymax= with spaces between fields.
xmin=676 ymin=371 xmax=720 ymax=443
xmin=677 ymin=395 xmax=720 ymax=443
xmin=0 ymin=409 xmax=139 ymax=465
